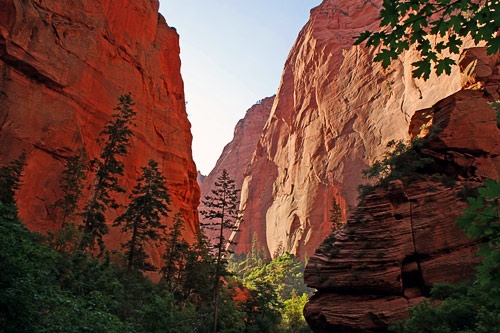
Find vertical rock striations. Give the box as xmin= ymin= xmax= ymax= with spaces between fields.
xmin=234 ymin=0 xmax=496 ymax=258
xmin=0 ymin=0 xmax=200 ymax=260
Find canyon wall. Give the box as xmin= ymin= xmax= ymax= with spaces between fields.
xmin=232 ymin=0 xmax=489 ymax=258
xmin=304 ymin=87 xmax=500 ymax=332
xmin=0 ymin=0 xmax=200 ymax=263
xmin=198 ymin=96 xmax=274 ymax=248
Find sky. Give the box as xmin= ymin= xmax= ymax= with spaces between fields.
xmin=159 ymin=1 xmax=322 ymax=175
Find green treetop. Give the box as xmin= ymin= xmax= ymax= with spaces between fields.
xmin=114 ymin=159 xmax=171 ymax=272
xmin=80 ymin=94 xmax=136 ymax=254
xmin=200 ymin=169 xmax=242 ymax=333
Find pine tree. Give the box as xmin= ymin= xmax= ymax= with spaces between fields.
xmin=80 ymin=94 xmax=136 ymax=254
xmin=329 ymin=197 xmax=343 ymax=232
xmin=114 ymin=159 xmax=171 ymax=272
xmin=0 ymin=152 xmax=26 ymax=218
xmin=161 ymin=212 xmax=189 ymax=293
xmin=200 ymin=169 xmax=242 ymax=333
xmin=245 ymin=233 xmax=266 ymax=273
xmin=180 ymin=230 xmax=216 ymax=306
xmin=54 ymin=150 xmax=87 ymax=226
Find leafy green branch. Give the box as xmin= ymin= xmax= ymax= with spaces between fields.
xmin=359 ymin=138 xmax=434 ymax=198
xmin=457 ymin=179 xmax=500 ymax=298
xmin=356 ymin=0 xmax=500 ymax=79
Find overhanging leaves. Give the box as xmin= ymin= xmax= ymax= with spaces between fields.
xmin=355 ymin=0 xmax=500 ymax=79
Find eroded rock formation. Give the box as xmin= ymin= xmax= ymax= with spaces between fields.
xmin=0 ymin=0 xmax=200 ymax=262
xmin=303 ymin=88 xmax=500 ymax=332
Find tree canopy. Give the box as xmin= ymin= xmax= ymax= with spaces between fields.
xmin=356 ymin=0 xmax=500 ymax=79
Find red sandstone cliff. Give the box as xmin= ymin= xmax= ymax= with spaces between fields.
xmin=198 ymin=96 xmax=274 ymax=247
xmin=303 ymin=87 xmax=500 ymax=332
xmin=0 ymin=0 xmax=200 ymax=262
xmin=233 ymin=0 xmax=495 ymax=258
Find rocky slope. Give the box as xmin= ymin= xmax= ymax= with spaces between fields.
xmin=303 ymin=86 xmax=500 ymax=332
xmin=198 ymin=96 xmax=274 ymax=247
xmin=0 ymin=0 xmax=200 ymax=261
xmin=232 ymin=0 xmax=493 ymax=258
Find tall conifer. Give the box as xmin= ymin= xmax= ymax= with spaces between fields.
xmin=0 ymin=152 xmax=26 ymax=217
xmin=80 ymin=94 xmax=136 ymax=254
xmin=54 ymin=150 xmax=87 ymax=226
xmin=114 ymin=159 xmax=170 ymax=272
xmin=161 ymin=212 xmax=189 ymax=292
xmin=200 ymin=169 xmax=242 ymax=333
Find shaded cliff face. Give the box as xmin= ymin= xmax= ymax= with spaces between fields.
xmin=198 ymin=96 xmax=274 ymax=248
xmin=0 ymin=0 xmax=200 ymax=259
xmin=303 ymin=88 xmax=500 ymax=332
xmin=234 ymin=0 xmax=489 ymax=258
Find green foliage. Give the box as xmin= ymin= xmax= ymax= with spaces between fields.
xmin=359 ymin=139 xmax=434 ymax=198
xmin=280 ymin=291 xmax=311 ymax=333
xmin=240 ymin=280 xmax=282 ymax=333
xmin=129 ymin=291 xmax=197 ymax=333
xmin=46 ymin=223 xmax=82 ymax=254
xmin=0 ymin=205 xmax=207 ymax=332
xmin=53 ymin=150 xmax=87 ymax=226
xmin=329 ymin=197 xmax=344 ymax=232
xmin=114 ymin=159 xmax=170 ymax=272
xmin=391 ymin=282 xmax=500 ymax=333
xmin=2 ymin=96 xmax=317 ymax=333
xmin=228 ymin=233 xmax=267 ymax=278
xmin=0 ymin=209 xmax=54 ymax=332
xmin=457 ymin=179 xmax=500 ymax=302
xmin=229 ymin=251 xmax=314 ymax=332
xmin=161 ymin=212 xmax=189 ymax=293
xmin=0 ymin=151 xmax=26 ymax=212
xmin=356 ymin=1 xmax=500 ymax=80
xmin=200 ymin=169 xmax=242 ymax=332
xmin=201 ymin=168 xmax=242 ymax=257
xmin=395 ymin=179 xmax=500 ymax=331
xmin=243 ymin=253 xmax=314 ymax=302
xmin=488 ymin=100 xmax=500 ymax=128
xmin=80 ymin=94 xmax=136 ymax=254
xmin=179 ymin=230 xmax=217 ymax=306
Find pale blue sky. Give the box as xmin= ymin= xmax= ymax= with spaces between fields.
xmin=159 ymin=1 xmax=321 ymax=174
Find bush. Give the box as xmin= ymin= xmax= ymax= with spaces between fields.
xmin=359 ymin=139 xmax=434 ymax=199
xmin=390 ymin=283 xmax=500 ymax=333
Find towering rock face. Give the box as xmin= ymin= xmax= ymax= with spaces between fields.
xmin=303 ymin=88 xmax=500 ymax=332
xmin=199 ymin=96 xmax=274 ymax=247
xmin=234 ymin=0 xmax=490 ymax=258
xmin=0 ymin=0 xmax=200 ymax=258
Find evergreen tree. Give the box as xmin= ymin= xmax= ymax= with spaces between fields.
xmin=181 ymin=230 xmax=216 ymax=306
xmin=329 ymin=197 xmax=343 ymax=232
xmin=114 ymin=159 xmax=171 ymax=272
xmin=0 ymin=152 xmax=26 ymax=217
xmin=228 ymin=233 xmax=267 ymax=279
xmin=241 ymin=280 xmax=282 ymax=333
xmin=280 ymin=291 xmax=311 ymax=333
xmin=247 ymin=233 xmax=266 ymax=270
xmin=80 ymin=94 xmax=136 ymax=254
xmin=200 ymin=169 xmax=242 ymax=333
xmin=54 ymin=150 xmax=87 ymax=226
xmin=161 ymin=212 xmax=189 ymax=293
